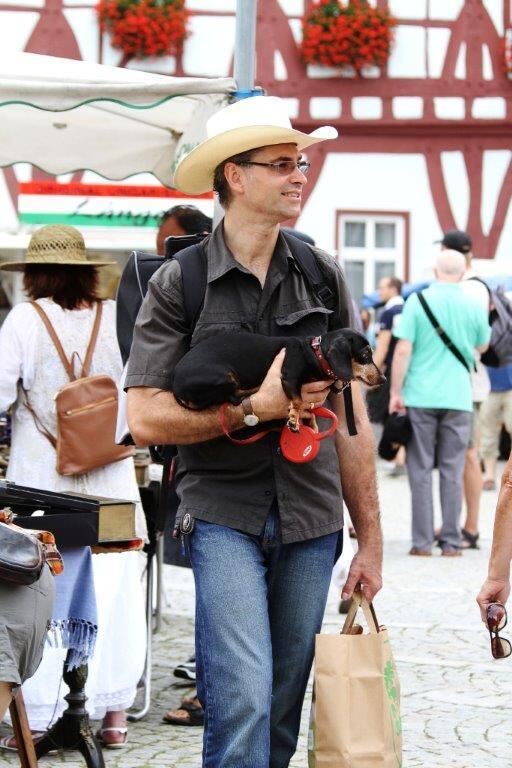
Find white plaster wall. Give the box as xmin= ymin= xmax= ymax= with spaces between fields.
xmin=388 ymin=26 xmax=427 ymax=78
xmin=0 ymin=12 xmax=38 ymax=53
xmin=297 ymin=153 xmax=440 ymax=281
xmin=481 ymin=150 xmax=512 ymax=238
xmin=182 ymin=15 xmax=235 ymax=77
xmin=428 ymin=0 xmax=464 ymax=21
xmin=64 ymin=8 xmax=99 ymax=62
xmin=440 ymin=151 xmax=470 ymax=230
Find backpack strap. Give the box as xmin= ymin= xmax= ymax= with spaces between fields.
xmin=173 ymin=242 xmax=208 ymax=328
xmin=281 ymin=232 xmax=336 ymax=310
xmin=417 ymin=292 xmax=471 ymax=373
xmin=30 ymin=301 xmax=75 ymax=381
xmin=81 ymin=302 xmax=103 ymax=377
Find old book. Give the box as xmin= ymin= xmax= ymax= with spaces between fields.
xmin=0 ymin=482 xmax=136 ymax=545
xmin=71 ymin=492 xmax=137 ymax=543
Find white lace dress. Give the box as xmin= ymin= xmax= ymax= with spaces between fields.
xmin=0 ymin=298 xmax=147 ymax=728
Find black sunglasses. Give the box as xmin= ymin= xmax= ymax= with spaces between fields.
xmin=235 ymin=160 xmax=310 ymax=176
xmin=486 ymin=602 xmax=512 ymax=659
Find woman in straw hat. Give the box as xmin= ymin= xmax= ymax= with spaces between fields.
xmin=0 ymin=225 xmax=146 ymax=750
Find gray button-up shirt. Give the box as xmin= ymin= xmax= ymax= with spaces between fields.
xmin=126 ymin=225 xmax=353 ymax=543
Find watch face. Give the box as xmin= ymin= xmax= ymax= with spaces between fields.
xmin=244 ymin=414 xmax=259 ymax=427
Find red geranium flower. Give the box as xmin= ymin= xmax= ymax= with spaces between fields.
xmin=97 ymin=0 xmax=188 ymax=62
xmin=300 ymin=0 xmax=396 ymax=73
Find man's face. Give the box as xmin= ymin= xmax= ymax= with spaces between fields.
xmin=156 ymin=215 xmax=187 ymax=256
xmin=378 ymin=278 xmax=394 ymax=303
xmin=230 ymin=143 xmax=307 ymax=223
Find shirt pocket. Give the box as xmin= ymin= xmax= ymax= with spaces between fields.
xmin=274 ymin=306 xmax=332 ymax=336
xmin=191 ymin=320 xmax=249 ymax=347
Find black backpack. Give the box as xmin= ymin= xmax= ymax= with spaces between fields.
xmin=116 ymin=230 xmax=337 ymax=366
xmin=469 ymin=277 xmax=512 ymax=368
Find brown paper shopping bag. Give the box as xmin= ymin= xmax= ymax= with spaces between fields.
xmin=308 ymin=591 xmax=402 ymax=768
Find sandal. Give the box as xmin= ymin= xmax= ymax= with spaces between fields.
xmin=95 ymin=727 xmax=128 ymax=750
xmin=181 ymin=695 xmax=202 ymax=712
xmin=162 ymin=706 xmax=204 ymax=726
xmin=0 ymin=732 xmax=47 ymax=753
xmin=460 ymin=528 xmax=480 ymax=550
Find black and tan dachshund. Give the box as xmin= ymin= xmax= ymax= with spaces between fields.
xmin=172 ymin=329 xmax=385 ymax=431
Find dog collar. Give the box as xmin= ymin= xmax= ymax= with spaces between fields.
xmin=310 ymin=336 xmax=336 ymax=380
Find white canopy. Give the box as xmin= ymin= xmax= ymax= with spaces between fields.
xmin=0 ymin=53 xmax=236 ymax=187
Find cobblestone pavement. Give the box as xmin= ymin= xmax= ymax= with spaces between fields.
xmin=1 ymin=463 xmax=510 ymax=767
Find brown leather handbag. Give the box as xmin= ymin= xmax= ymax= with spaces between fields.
xmin=25 ymin=301 xmax=134 ymax=476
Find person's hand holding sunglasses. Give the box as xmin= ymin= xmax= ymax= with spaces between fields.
xmin=484 ymin=602 xmax=512 ymax=660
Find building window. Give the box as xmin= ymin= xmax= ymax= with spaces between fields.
xmin=336 ymin=212 xmax=408 ymax=303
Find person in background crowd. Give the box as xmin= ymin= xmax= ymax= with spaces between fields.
xmin=367 ymin=276 xmax=404 ymax=474
xmin=390 ymin=250 xmax=490 ymax=557
xmin=156 ymin=205 xmax=213 ymax=256
xmin=157 ymin=205 xmax=212 ymax=726
xmin=440 ymin=230 xmax=490 ymax=549
xmin=0 ymin=225 xmax=146 ymax=751
xmin=479 ymin=364 xmax=512 ymax=491
xmin=126 ymin=95 xmax=383 ymax=768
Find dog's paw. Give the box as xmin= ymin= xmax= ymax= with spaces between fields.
xmin=287 ymin=403 xmax=300 ymax=433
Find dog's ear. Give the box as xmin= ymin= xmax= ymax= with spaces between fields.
xmin=328 ymin=337 xmax=354 ymax=382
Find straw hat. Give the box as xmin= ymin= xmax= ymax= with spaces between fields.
xmin=0 ymin=225 xmax=117 ymax=272
xmin=173 ymin=96 xmax=338 ymax=195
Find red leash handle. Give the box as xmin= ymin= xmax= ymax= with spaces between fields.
xmin=220 ymin=403 xmax=276 ymax=445
xmin=311 ymin=405 xmax=339 ymax=437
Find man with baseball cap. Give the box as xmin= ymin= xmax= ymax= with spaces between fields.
xmin=439 ymin=229 xmax=490 ymax=550
xmin=125 ymin=96 xmax=382 ymax=767
xmin=439 ymin=229 xmax=473 ymax=254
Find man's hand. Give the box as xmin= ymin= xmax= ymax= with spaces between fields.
xmin=477 ymin=578 xmax=511 ymax=623
xmin=342 ymin=546 xmax=383 ymax=604
xmin=300 ymin=379 xmax=332 ymax=417
xmin=388 ymin=393 xmax=405 ymax=414
xmin=251 ymin=349 xmax=331 ymax=422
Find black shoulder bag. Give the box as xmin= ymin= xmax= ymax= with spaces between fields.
xmin=416 ymin=292 xmax=471 ymax=372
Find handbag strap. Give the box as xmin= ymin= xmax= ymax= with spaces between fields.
xmin=416 ymin=292 xmax=471 ymax=373
xmin=341 ymin=589 xmax=380 ymax=635
xmin=22 ymin=390 xmax=57 ymax=448
xmin=30 ymin=301 xmax=75 ymax=380
xmin=81 ymin=301 xmax=103 ymax=377
xmin=30 ymin=300 xmax=103 ymax=380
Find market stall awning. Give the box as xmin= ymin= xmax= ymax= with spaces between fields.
xmin=0 ymin=53 xmax=236 ymax=187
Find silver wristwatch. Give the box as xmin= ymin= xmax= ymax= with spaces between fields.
xmin=242 ymin=396 xmax=259 ymax=427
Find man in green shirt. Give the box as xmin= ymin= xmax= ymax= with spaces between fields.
xmin=389 ymin=250 xmax=490 ymax=556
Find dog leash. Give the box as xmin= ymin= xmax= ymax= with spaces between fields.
xmin=219 ymin=404 xmax=339 ymax=464
xmin=220 ymin=403 xmax=279 ymax=445
xmin=310 ymin=336 xmax=357 ymax=437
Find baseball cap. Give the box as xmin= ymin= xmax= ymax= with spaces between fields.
xmin=378 ymin=413 xmax=413 ymax=461
xmin=437 ymin=229 xmax=472 ymax=254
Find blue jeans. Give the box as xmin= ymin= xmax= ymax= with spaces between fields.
xmin=188 ymin=508 xmax=339 ymax=768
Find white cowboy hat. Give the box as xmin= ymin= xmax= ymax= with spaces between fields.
xmin=0 ymin=224 xmax=117 ymax=271
xmin=173 ymin=96 xmax=338 ymax=195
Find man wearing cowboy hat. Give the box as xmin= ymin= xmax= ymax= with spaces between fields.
xmin=126 ymin=96 xmax=382 ymax=767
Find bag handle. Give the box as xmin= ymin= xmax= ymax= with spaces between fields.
xmin=31 ymin=300 xmax=103 ymax=380
xmin=81 ymin=301 xmax=103 ymax=377
xmin=30 ymin=301 xmax=75 ymax=380
xmin=341 ymin=589 xmax=380 ymax=635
